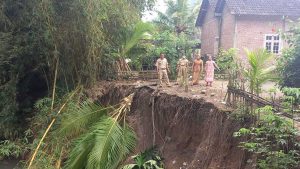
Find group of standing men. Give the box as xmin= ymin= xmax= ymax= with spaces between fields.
xmin=155 ymin=53 xmax=219 ymax=88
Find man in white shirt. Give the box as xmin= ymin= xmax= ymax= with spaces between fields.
xmin=155 ymin=53 xmax=171 ymax=87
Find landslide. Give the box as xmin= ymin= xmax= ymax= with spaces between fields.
xmin=89 ymin=82 xmax=250 ymax=169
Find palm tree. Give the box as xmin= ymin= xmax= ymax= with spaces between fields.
xmin=61 ymin=95 xmax=136 ymax=169
xmin=116 ymin=21 xmax=154 ymax=72
xmin=243 ymin=49 xmax=277 ymax=95
xmin=153 ymin=0 xmax=201 ymax=57
xmin=121 ymin=22 xmax=154 ymax=56
xmin=27 ymin=93 xmax=137 ymax=169
xmin=154 ymin=0 xmax=201 ymax=35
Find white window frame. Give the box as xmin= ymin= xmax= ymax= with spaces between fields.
xmin=264 ymin=34 xmax=281 ymax=54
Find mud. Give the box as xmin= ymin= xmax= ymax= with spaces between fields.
xmin=90 ymin=81 xmax=251 ymax=169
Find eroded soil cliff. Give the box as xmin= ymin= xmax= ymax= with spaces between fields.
xmin=88 ymin=82 xmax=250 ymax=169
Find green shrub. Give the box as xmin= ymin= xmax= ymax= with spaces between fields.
xmin=234 ymin=106 xmax=300 ymax=169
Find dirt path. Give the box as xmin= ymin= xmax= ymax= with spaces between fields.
xmin=135 ymin=80 xmax=230 ymax=110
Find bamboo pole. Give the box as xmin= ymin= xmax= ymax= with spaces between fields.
xmin=50 ymin=51 xmax=59 ymax=113
xmin=27 ymin=87 xmax=80 ymax=169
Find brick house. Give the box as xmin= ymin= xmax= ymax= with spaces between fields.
xmin=195 ymin=0 xmax=300 ymax=60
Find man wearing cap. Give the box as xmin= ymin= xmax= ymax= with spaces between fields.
xmin=177 ymin=55 xmax=189 ymax=87
xmin=156 ymin=53 xmax=171 ymax=87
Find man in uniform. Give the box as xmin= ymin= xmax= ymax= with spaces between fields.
xmin=176 ymin=55 xmax=189 ymax=87
xmin=156 ymin=53 xmax=171 ymax=87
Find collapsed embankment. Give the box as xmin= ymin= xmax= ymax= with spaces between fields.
xmin=88 ymin=82 xmax=251 ymax=169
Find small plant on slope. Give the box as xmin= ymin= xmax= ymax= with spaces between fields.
xmin=243 ymin=49 xmax=277 ymax=95
xmin=234 ymin=106 xmax=300 ymax=169
xmin=122 ymin=146 xmax=164 ymax=169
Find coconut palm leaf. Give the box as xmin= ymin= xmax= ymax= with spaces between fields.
xmin=64 ymin=116 xmax=136 ymax=169
xmin=62 ymin=95 xmax=136 ymax=169
xmin=122 ymin=22 xmax=154 ymax=55
xmin=154 ymin=0 xmax=201 ymax=34
xmin=57 ymin=100 xmax=110 ymax=138
xmin=122 ymin=164 xmax=138 ymax=169
xmin=244 ymin=49 xmax=277 ymax=95
xmin=153 ymin=11 xmax=174 ymax=29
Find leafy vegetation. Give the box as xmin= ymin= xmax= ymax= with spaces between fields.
xmin=123 ymin=147 xmax=164 ymax=169
xmin=0 ymin=1 xmax=156 ymax=167
xmin=150 ymin=0 xmax=201 ymax=77
xmin=234 ymin=106 xmax=300 ymax=169
xmin=216 ymin=48 xmax=238 ymax=73
xmin=243 ymin=49 xmax=277 ymax=95
xmin=277 ymin=21 xmax=300 ymax=87
xmin=26 ymin=91 xmax=136 ymax=169
xmin=0 ymin=0 xmax=154 ymax=141
xmin=281 ymin=87 xmax=300 ymax=117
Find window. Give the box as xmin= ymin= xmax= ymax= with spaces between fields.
xmin=264 ymin=34 xmax=281 ymax=54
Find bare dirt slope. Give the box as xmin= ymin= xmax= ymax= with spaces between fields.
xmin=129 ymin=86 xmax=251 ymax=169
xmin=87 ymin=81 xmax=252 ymax=169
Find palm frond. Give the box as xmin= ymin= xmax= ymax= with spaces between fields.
xmin=122 ymin=164 xmax=137 ymax=169
xmin=244 ymin=49 xmax=277 ymax=94
xmin=123 ymin=22 xmax=154 ymax=55
xmin=65 ymin=116 xmax=136 ymax=169
xmin=57 ymin=100 xmax=109 ymax=138
xmin=153 ymin=11 xmax=174 ymax=29
xmin=63 ymin=94 xmax=136 ymax=169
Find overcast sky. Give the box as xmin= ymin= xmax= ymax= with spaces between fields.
xmin=142 ymin=0 xmax=168 ymax=21
xmin=142 ymin=0 xmax=200 ymax=21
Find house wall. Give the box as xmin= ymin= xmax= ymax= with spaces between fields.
xmin=219 ymin=4 xmax=235 ymax=51
xmin=235 ymin=15 xmax=287 ymax=62
xmin=200 ymin=4 xmax=298 ymax=61
xmin=200 ymin=3 xmax=219 ymax=57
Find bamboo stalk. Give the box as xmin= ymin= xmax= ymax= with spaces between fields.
xmin=50 ymin=52 xmax=59 ymax=113
xmin=27 ymin=87 xmax=80 ymax=169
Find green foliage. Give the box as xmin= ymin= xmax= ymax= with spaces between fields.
xmin=281 ymin=87 xmax=300 ymax=116
xmin=27 ymin=92 xmax=136 ymax=169
xmin=0 ymin=129 xmax=32 ymax=160
xmin=216 ymin=48 xmax=238 ymax=73
xmin=229 ymin=104 xmax=253 ymax=123
xmin=0 ymin=141 xmax=23 ymax=160
xmin=278 ymin=21 xmax=300 ymax=87
xmin=234 ymin=107 xmax=300 ymax=169
xmin=0 ymin=80 xmax=20 ymax=139
xmin=120 ymin=21 xmax=155 ymax=70
xmin=282 ymin=87 xmax=300 ymax=105
xmin=65 ymin=117 xmax=136 ymax=169
xmin=0 ymin=0 xmax=152 ymax=141
xmin=122 ymin=22 xmax=154 ymax=56
xmin=154 ymin=0 xmax=200 ymax=35
xmin=244 ymin=49 xmax=277 ymax=95
xmin=60 ymin=98 xmax=136 ymax=169
xmin=151 ymin=0 xmax=201 ymax=77
xmin=122 ymin=147 xmax=164 ymax=169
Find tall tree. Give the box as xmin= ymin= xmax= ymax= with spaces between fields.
xmin=154 ymin=0 xmax=201 ymax=34
xmin=0 ymin=0 xmax=154 ymax=140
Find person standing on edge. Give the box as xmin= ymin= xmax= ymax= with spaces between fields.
xmin=156 ymin=53 xmax=171 ymax=87
xmin=205 ymin=54 xmax=219 ymax=87
xmin=192 ymin=54 xmax=203 ymax=85
xmin=177 ymin=55 xmax=189 ymax=87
